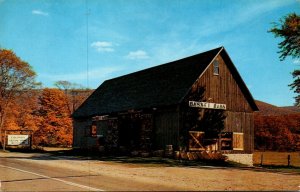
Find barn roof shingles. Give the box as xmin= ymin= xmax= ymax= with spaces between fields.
xmin=73 ymin=47 xmax=257 ymax=118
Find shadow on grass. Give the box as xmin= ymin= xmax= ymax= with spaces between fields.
xmin=253 ymin=164 xmax=300 ymax=173
xmin=97 ymin=156 xmax=236 ymax=168
xmin=3 ymin=147 xmax=237 ymax=168
xmin=3 ymin=147 xmax=300 ymax=174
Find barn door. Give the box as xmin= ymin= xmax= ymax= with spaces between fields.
xmin=189 ymin=131 xmax=205 ymax=151
xmin=232 ymin=132 xmax=244 ymax=150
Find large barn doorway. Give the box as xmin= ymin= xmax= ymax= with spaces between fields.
xmin=118 ymin=115 xmax=141 ymax=150
xmin=118 ymin=113 xmax=153 ymax=152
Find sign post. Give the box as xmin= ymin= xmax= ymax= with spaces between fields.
xmin=3 ymin=130 xmax=6 ymax=151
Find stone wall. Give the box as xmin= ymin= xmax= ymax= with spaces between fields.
xmin=225 ymin=154 xmax=253 ymax=166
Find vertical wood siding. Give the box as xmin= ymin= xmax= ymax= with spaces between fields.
xmin=193 ymin=55 xmax=253 ymax=112
xmin=73 ymin=118 xmax=98 ymax=148
xmin=154 ymin=109 xmax=179 ymax=149
xmin=186 ymin=54 xmax=254 ymax=153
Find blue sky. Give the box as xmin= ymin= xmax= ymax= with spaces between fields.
xmin=0 ymin=0 xmax=299 ymax=106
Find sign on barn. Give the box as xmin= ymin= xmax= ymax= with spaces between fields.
xmin=189 ymin=101 xmax=226 ymax=110
xmin=7 ymin=135 xmax=29 ymax=146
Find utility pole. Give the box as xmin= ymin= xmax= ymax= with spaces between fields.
xmin=86 ymin=0 xmax=90 ymax=89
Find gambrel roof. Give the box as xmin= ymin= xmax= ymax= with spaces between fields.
xmin=73 ymin=47 xmax=258 ymax=118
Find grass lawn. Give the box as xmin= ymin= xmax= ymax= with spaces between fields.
xmin=253 ymin=151 xmax=300 ymax=167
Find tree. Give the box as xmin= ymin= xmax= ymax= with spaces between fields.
xmin=34 ymin=88 xmax=72 ymax=146
xmin=254 ymin=114 xmax=298 ymax=151
xmin=54 ymin=80 xmax=92 ymax=114
xmin=290 ymin=70 xmax=300 ymax=107
xmin=180 ymin=87 xmax=226 ymax=150
xmin=3 ymin=90 xmax=40 ymax=132
xmin=269 ymin=13 xmax=300 ymax=106
xmin=0 ymin=48 xmax=38 ymax=147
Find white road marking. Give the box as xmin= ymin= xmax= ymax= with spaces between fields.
xmin=0 ymin=165 xmax=104 ymax=191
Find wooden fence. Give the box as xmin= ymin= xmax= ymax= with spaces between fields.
xmin=253 ymin=151 xmax=300 ymax=167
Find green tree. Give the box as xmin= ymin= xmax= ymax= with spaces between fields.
xmin=0 ymin=48 xmax=39 ymax=147
xmin=269 ymin=13 xmax=300 ymax=106
xmin=290 ymin=70 xmax=300 ymax=106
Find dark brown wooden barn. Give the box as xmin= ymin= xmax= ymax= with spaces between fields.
xmin=72 ymin=47 xmax=258 ymax=165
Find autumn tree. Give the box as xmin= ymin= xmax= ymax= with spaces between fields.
xmin=34 ymin=88 xmax=72 ymax=147
xmin=3 ymin=90 xmax=40 ymax=132
xmin=254 ymin=114 xmax=298 ymax=151
xmin=0 ymin=48 xmax=38 ymax=147
xmin=269 ymin=13 xmax=300 ymax=106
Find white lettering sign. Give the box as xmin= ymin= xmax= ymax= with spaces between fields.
xmin=7 ymin=135 xmax=29 ymax=146
xmin=189 ymin=101 xmax=226 ymax=110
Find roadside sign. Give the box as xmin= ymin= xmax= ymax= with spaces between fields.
xmin=7 ymin=135 xmax=29 ymax=146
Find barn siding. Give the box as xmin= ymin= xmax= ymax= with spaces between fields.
xmin=183 ymin=54 xmax=254 ymax=153
xmin=73 ymin=48 xmax=256 ymax=156
xmin=154 ymin=108 xmax=180 ymax=149
xmin=73 ymin=118 xmax=97 ymax=149
xmin=193 ymin=55 xmax=253 ymax=112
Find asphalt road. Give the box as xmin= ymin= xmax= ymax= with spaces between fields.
xmin=1 ymin=151 xmax=300 ymax=191
xmin=0 ymin=153 xmax=177 ymax=191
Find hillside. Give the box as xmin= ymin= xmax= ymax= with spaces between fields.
xmin=255 ymin=100 xmax=299 ymax=116
xmin=254 ymin=100 xmax=300 ymax=151
xmin=281 ymin=106 xmax=300 ymax=113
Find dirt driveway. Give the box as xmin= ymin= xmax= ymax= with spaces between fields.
xmin=1 ymin=151 xmax=299 ymax=191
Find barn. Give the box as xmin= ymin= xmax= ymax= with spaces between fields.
xmin=72 ymin=47 xmax=258 ymax=165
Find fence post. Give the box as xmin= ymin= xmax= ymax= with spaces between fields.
xmin=3 ymin=130 xmax=6 ymax=151
xmin=260 ymin=153 xmax=263 ymax=166
xmin=287 ymin=154 xmax=291 ymax=167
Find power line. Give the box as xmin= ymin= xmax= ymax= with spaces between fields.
xmin=85 ymin=0 xmax=90 ymax=88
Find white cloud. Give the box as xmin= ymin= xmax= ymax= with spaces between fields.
xmin=126 ymin=50 xmax=149 ymax=60
xmin=91 ymin=41 xmax=115 ymax=52
xmin=32 ymin=10 xmax=49 ymax=16
xmin=293 ymin=59 xmax=300 ymax=65
xmin=238 ymin=0 xmax=293 ymax=23
xmin=40 ymin=66 xmax=123 ymax=82
xmin=193 ymin=0 xmax=294 ymax=38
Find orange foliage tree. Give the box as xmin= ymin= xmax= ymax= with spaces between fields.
xmin=254 ymin=114 xmax=299 ymax=151
xmin=0 ymin=49 xmax=38 ymax=147
xmin=34 ymin=88 xmax=72 ymax=147
xmin=3 ymin=90 xmax=40 ymax=132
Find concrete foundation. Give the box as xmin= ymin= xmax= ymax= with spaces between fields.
xmin=225 ymin=153 xmax=253 ymax=166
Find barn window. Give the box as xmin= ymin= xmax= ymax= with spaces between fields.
xmin=220 ymin=132 xmax=244 ymax=151
xmin=90 ymin=124 xmax=97 ymax=137
xmin=84 ymin=125 xmax=97 ymax=137
xmin=220 ymin=132 xmax=232 ymax=150
xmin=213 ymin=60 xmax=219 ymax=75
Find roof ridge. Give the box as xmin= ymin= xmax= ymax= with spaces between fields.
xmin=178 ymin=47 xmax=224 ymax=103
xmin=105 ymin=46 xmax=223 ymax=83
xmin=73 ymin=46 xmax=226 ymax=118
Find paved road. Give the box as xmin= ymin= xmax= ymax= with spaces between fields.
xmin=0 ymin=153 xmax=177 ymax=191
xmin=1 ymin=151 xmax=300 ymax=191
